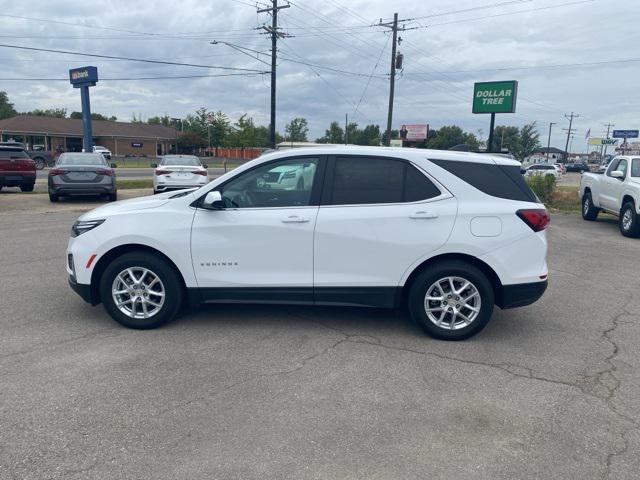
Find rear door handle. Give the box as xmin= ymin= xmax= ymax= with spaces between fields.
xmin=281 ymin=215 xmax=310 ymax=223
xmin=409 ymin=211 xmax=439 ymax=219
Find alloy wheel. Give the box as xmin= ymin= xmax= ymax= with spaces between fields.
xmin=423 ymin=276 xmax=482 ymax=330
xmin=111 ymin=267 xmax=165 ymax=319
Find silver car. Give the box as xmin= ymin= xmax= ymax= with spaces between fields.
xmin=48 ymin=152 xmax=117 ymax=202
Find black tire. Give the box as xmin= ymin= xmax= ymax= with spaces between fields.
xmin=619 ymin=201 xmax=640 ymax=238
xmin=49 ymin=192 xmax=59 ymax=202
xmin=108 ymin=192 xmax=118 ymax=202
xmin=99 ymin=251 xmax=183 ymax=329
xmin=582 ymin=192 xmax=599 ymax=221
xmin=33 ymin=157 xmax=45 ymax=170
xmin=408 ymin=260 xmax=494 ymax=341
xmin=20 ymin=184 xmax=34 ymax=192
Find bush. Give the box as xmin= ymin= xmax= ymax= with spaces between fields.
xmin=526 ymin=175 xmax=556 ymax=204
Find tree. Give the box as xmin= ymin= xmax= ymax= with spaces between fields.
xmin=27 ymin=108 xmax=67 ymax=118
xmin=177 ymin=132 xmax=207 ymax=153
xmin=511 ymin=122 xmax=541 ymax=161
xmin=70 ymin=111 xmax=117 ymax=121
xmin=0 ymin=91 xmax=16 ymax=119
xmin=381 ymin=129 xmax=399 ymax=146
xmin=209 ymin=111 xmax=230 ymax=146
xmin=358 ymin=124 xmax=382 ymax=146
xmin=426 ymin=125 xmax=481 ymax=151
xmin=317 ymin=121 xmax=344 ymax=144
xmin=491 ymin=125 xmax=519 ymax=153
xmin=284 ymin=117 xmax=309 ymax=142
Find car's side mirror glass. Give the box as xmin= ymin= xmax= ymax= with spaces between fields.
xmin=150 ymin=163 xmax=158 ymax=168
xmin=520 ymin=168 xmax=527 ymax=174
xmin=203 ymin=190 xmax=224 ymax=209
xmin=110 ymin=163 xmax=117 ymax=168
xmin=202 ymin=164 xmax=208 ymax=169
xmin=611 ymin=170 xmax=624 ymax=179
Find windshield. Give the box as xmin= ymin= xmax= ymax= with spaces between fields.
xmin=58 ymin=153 xmax=107 ymax=166
xmin=160 ymin=156 xmax=201 ymax=166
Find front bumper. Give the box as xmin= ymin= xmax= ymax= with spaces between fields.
xmin=68 ymin=276 xmax=96 ymax=304
xmin=498 ymin=280 xmax=548 ymax=309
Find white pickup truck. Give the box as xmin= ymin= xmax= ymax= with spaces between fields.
xmin=580 ymin=155 xmax=640 ymax=237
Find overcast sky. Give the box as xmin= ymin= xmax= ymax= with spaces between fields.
xmin=0 ymin=0 xmax=638 ymax=148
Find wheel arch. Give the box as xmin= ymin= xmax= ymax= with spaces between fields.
xmin=621 ymin=194 xmax=635 ymax=209
xmin=89 ymin=243 xmax=188 ymax=305
xmin=401 ymin=253 xmax=505 ymax=308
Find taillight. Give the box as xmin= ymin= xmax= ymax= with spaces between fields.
xmin=155 ymin=169 xmax=172 ymax=175
xmin=517 ymin=209 xmax=550 ymax=232
xmin=97 ymin=169 xmax=114 ymax=176
xmin=193 ymin=170 xmax=207 ymax=176
xmin=49 ymin=168 xmax=64 ymax=176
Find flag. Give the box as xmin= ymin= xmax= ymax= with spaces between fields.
xmin=585 ymin=128 xmax=591 ymax=140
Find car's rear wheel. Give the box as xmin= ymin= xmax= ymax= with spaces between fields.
xmin=33 ymin=157 xmax=45 ymax=170
xmin=619 ymin=202 xmax=640 ymax=238
xmin=20 ymin=184 xmax=34 ymax=192
xmin=108 ymin=192 xmax=118 ymax=202
xmin=99 ymin=252 xmax=183 ymax=329
xmin=408 ymin=261 xmax=494 ymax=340
xmin=582 ymin=192 xmax=599 ymax=221
xmin=49 ymin=192 xmax=59 ymax=202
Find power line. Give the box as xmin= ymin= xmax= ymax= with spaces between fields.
xmin=0 ymin=44 xmax=269 ymax=72
xmin=0 ymin=73 xmax=267 ymax=81
xmin=352 ymin=34 xmax=391 ymax=119
xmin=404 ymin=0 xmax=532 ymax=22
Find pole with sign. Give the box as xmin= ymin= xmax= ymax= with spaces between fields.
xmin=472 ymin=80 xmax=518 ymax=153
xmin=69 ymin=66 xmax=98 ymax=152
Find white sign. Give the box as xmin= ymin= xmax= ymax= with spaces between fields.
xmin=399 ymin=124 xmax=428 ymax=141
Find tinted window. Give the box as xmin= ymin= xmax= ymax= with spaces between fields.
xmin=58 ymin=153 xmax=106 ymax=166
xmin=329 ymin=157 xmax=440 ymax=205
xmin=0 ymin=149 xmax=29 ymax=159
xmin=632 ymin=159 xmax=640 ymax=177
xmin=220 ymin=158 xmax=318 ymax=208
xmin=161 ymin=156 xmax=201 ymax=166
xmin=432 ymin=159 xmax=537 ymax=203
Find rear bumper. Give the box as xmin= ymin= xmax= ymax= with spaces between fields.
xmin=498 ymin=280 xmax=547 ymax=309
xmin=68 ymin=276 xmax=96 ymax=305
xmin=50 ymin=184 xmax=116 ymax=196
xmin=0 ymin=173 xmax=36 ymax=186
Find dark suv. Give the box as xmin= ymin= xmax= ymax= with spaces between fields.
xmin=0 ymin=145 xmax=36 ymax=192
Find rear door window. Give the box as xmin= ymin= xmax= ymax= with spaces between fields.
xmin=326 ymin=156 xmax=441 ymax=205
xmin=632 ymin=159 xmax=640 ymax=177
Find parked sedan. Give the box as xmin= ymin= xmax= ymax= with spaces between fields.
xmin=565 ymin=162 xmax=590 ymax=173
xmin=48 ymin=152 xmax=117 ymax=202
xmin=152 ymin=155 xmax=208 ymax=194
xmin=525 ymin=164 xmax=560 ymax=179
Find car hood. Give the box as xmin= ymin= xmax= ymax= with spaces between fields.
xmin=79 ymin=191 xmax=187 ymax=220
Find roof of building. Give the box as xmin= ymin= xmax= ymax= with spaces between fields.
xmin=0 ymin=115 xmax=177 ymax=140
xmin=534 ymin=147 xmax=567 ymax=155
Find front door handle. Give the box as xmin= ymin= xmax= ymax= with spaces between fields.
xmin=409 ymin=211 xmax=439 ymax=219
xmin=281 ymin=215 xmax=310 ymax=223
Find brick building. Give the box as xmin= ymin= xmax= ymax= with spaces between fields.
xmin=0 ymin=115 xmax=177 ymax=157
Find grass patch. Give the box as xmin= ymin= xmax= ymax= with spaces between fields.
xmin=547 ymin=186 xmax=581 ymax=213
xmin=117 ymin=179 xmax=153 ymax=189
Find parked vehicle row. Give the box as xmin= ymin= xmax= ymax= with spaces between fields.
xmin=580 ymin=155 xmax=640 ymax=237
xmin=0 ymin=141 xmax=56 ymax=169
xmin=524 ymin=163 xmax=562 ymax=179
xmin=0 ymin=144 xmax=36 ymax=192
xmin=49 ymin=153 xmax=118 ymax=202
xmin=66 ymin=146 xmax=549 ymax=341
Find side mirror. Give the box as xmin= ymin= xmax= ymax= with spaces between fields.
xmin=520 ymin=168 xmax=527 ymax=175
xmin=202 ymin=164 xmax=209 ymax=169
xmin=150 ymin=163 xmax=158 ymax=168
xmin=203 ymin=190 xmax=224 ymax=209
xmin=611 ymin=170 xmax=624 ymax=179
xmin=110 ymin=163 xmax=117 ymax=168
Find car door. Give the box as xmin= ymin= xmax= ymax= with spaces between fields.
xmin=190 ymin=156 xmax=323 ymax=303
xmin=313 ymin=155 xmax=457 ymax=307
xmin=601 ymin=158 xmax=627 ymax=210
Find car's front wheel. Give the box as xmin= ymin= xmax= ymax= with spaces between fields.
xmin=20 ymin=184 xmax=34 ymax=192
xmin=408 ymin=261 xmax=494 ymax=340
xmin=582 ymin=192 xmax=599 ymax=221
xmin=99 ymin=252 xmax=183 ymax=329
xmin=619 ymin=202 xmax=640 ymax=238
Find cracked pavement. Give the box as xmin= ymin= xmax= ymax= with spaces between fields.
xmin=1 ymin=207 xmax=639 ymax=479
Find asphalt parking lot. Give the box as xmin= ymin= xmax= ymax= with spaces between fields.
xmin=1 ymin=195 xmax=639 ymax=479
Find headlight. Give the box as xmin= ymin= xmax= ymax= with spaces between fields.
xmin=71 ymin=219 xmax=105 ymax=237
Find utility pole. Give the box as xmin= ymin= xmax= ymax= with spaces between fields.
xmin=546 ymin=122 xmax=556 ymax=162
xmin=564 ymin=112 xmax=579 ymax=155
xmin=377 ymin=14 xmax=403 ymax=146
xmin=602 ymin=122 xmax=614 ymax=160
xmin=258 ymin=0 xmax=290 ymax=149
xmin=345 ymin=113 xmax=348 ymax=145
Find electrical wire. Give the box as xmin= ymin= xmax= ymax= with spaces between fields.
xmin=352 ymin=34 xmax=390 ymax=119
xmin=0 ymin=44 xmax=269 ymax=72
xmin=0 ymin=73 xmax=266 ymax=81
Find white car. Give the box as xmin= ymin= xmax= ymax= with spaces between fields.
xmin=580 ymin=155 xmax=640 ymax=237
xmin=152 ymin=155 xmax=208 ymax=194
xmin=92 ymin=145 xmax=112 ymax=160
xmin=66 ymin=147 xmax=549 ymax=340
xmin=525 ymin=164 xmax=560 ymax=179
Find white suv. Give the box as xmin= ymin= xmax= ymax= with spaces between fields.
xmin=66 ymin=147 xmax=549 ymax=340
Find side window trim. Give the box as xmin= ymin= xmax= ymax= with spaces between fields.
xmin=192 ymin=155 xmax=327 ymax=209
xmin=320 ymin=154 xmax=449 ymax=207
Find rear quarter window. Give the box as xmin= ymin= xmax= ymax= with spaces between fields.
xmin=431 ymin=159 xmax=538 ymax=203
xmin=631 ymin=159 xmax=640 ymax=177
